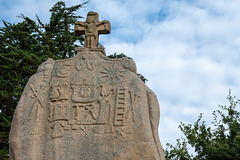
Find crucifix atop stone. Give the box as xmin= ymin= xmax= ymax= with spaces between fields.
xmin=75 ymin=11 xmax=111 ymax=48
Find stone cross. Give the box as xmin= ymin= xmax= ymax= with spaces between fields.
xmin=75 ymin=11 xmax=111 ymax=48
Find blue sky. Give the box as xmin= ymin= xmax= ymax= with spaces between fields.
xmin=1 ymin=0 xmax=240 ymax=150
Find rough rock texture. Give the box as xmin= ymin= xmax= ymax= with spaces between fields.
xmin=9 ymin=47 xmax=165 ymax=160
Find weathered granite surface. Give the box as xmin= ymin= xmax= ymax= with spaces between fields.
xmin=9 ymin=11 xmax=165 ymax=160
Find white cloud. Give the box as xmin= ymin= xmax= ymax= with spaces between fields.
xmin=106 ymin=0 xmax=240 ymax=147
xmin=103 ymin=0 xmax=240 ymax=147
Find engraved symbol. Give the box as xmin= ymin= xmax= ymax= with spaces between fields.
xmin=100 ymin=84 xmax=113 ymax=98
xmin=105 ymin=103 xmax=114 ymax=134
xmin=71 ymin=71 xmax=97 ymax=103
xmin=83 ymin=104 xmax=97 ymax=120
xmin=121 ymin=58 xmax=137 ymax=73
xmin=79 ymin=85 xmax=92 ymax=98
xmin=54 ymin=104 xmax=68 ymax=121
xmin=117 ymin=127 xmax=126 ymax=138
xmin=73 ymin=103 xmax=106 ymax=125
xmin=48 ymin=103 xmax=70 ymax=138
xmin=51 ymin=121 xmax=64 ymax=138
xmin=86 ymin=60 xmax=97 ymax=71
xmin=49 ymin=85 xmax=60 ymax=101
xmin=48 ymin=103 xmax=69 ymax=122
xmin=37 ymin=58 xmax=54 ymax=73
xmin=100 ymin=65 xmax=125 ymax=84
xmin=37 ymin=58 xmax=54 ymax=82
xmin=30 ymin=84 xmax=43 ymax=108
xmin=126 ymin=126 xmax=133 ymax=134
xmin=72 ymin=105 xmax=81 ymax=121
xmin=40 ymin=85 xmax=47 ymax=94
xmin=58 ymin=84 xmax=68 ymax=101
xmin=93 ymin=126 xmax=102 ymax=134
xmin=56 ymin=64 xmax=70 ymax=78
xmin=114 ymin=86 xmax=127 ymax=126
xmin=105 ymin=124 xmax=113 ymax=134
xmin=96 ymin=99 xmax=107 ymax=124
xmin=68 ymin=120 xmax=78 ymax=130
xmin=42 ymin=71 xmax=51 ymax=82
xmin=126 ymin=91 xmax=139 ymax=122
xmin=75 ymin=53 xmax=97 ymax=71
xmin=49 ymin=83 xmax=68 ymax=102
xmin=80 ymin=126 xmax=91 ymax=135
xmin=63 ymin=121 xmax=70 ymax=130
xmin=28 ymin=84 xmax=44 ymax=135
xmin=75 ymin=59 xmax=85 ymax=71
xmin=71 ymin=84 xmax=96 ymax=103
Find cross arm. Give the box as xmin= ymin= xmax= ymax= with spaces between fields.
xmin=97 ymin=20 xmax=111 ymax=34
xmin=75 ymin=21 xmax=86 ymax=35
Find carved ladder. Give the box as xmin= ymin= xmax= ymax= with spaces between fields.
xmin=114 ymin=86 xmax=127 ymax=126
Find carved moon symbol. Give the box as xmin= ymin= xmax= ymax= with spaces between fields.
xmin=59 ymin=66 xmax=69 ymax=74
xmin=56 ymin=65 xmax=70 ymax=78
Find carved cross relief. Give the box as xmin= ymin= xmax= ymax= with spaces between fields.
xmin=75 ymin=11 xmax=111 ymax=48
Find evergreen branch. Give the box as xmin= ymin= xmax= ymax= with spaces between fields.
xmin=2 ymin=116 xmax=11 ymax=126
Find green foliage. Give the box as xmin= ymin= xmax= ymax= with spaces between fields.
xmin=107 ymin=52 xmax=131 ymax=59
xmin=165 ymin=138 xmax=192 ymax=160
xmin=165 ymin=90 xmax=240 ymax=160
xmin=0 ymin=112 xmax=11 ymax=159
xmin=137 ymin=73 xmax=148 ymax=83
xmin=0 ymin=1 xmax=86 ymax=157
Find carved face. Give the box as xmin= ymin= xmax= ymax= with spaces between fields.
xmin=42 ymin=71 xmax=50 ymax=82
xmin=86 ymin=17 xmax=94 ymax=24
xmin=37 ymin=59 xmax=53 ymax=73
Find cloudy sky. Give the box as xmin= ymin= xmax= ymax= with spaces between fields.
xmin=1 ymin=0 xmax=240 ymax=149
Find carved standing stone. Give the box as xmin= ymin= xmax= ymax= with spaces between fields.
xmin=9 ymin=12 xmax=165 ymax=160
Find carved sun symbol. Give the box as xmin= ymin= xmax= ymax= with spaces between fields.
xmin=100 ymin=65 xmax=125 ymax=84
